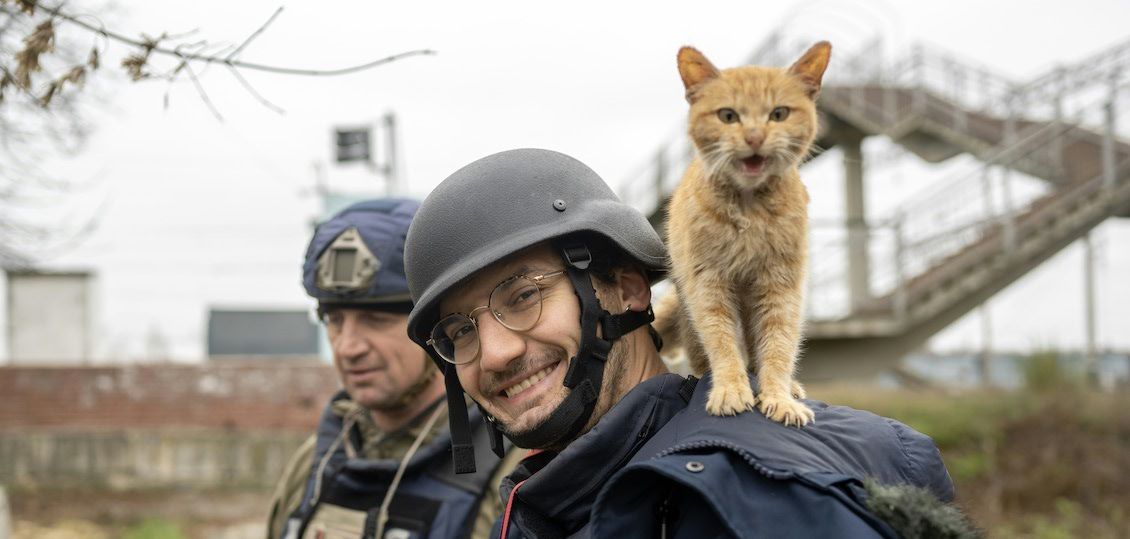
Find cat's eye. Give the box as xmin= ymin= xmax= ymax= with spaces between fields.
xmin=717 ymin=108 xmax=740 ymax=124
xmin=769 ymin=106 xmax=790 ymax=122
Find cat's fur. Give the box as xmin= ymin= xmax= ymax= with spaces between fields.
xmin=659 ymin=42 xmax=831 ymax=424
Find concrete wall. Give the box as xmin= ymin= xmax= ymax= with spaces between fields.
xmin=0 ymin=360 xmax=340 ymax=489
xmin=0 ymin=430 xmax=307 ymax=489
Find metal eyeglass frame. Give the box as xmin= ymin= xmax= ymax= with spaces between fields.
xmin=427 ymin=269 xmax=568 ymax=365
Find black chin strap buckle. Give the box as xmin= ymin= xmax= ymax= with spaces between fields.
xmin=562 ymin=245 xmax=592 ymax=270
xmin=600 ymin=304 xmax=655 ymax=341
xmin=486 ymin=415 xmax=506 ymax=459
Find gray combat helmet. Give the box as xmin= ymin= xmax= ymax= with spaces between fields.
xmin=405 ymin=148 xmax=666 ymax=346
xmin=404 ymin=148 xmax=667 ymax=473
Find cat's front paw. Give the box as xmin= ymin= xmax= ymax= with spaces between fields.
xmin=705 ymin=377 xmax=757 ymax=416
xmin=758 ymin=393 xmax=814 ymax=427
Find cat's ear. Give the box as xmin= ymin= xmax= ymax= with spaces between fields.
xmin=677 ymin=46 xmax=720 ymax=103
xmin=788 ymin=41 xmax=832 ymax=98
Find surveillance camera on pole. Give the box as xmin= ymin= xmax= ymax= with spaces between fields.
xmin=332 ymin=111 xmax=399 ymax=195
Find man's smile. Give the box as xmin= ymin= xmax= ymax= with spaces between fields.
xmin=501 ymin=365 xmax=553 ymax=398
xmin=486 ymin=356 xmax=569 ymax=411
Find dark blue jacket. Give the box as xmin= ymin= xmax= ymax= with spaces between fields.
xmin=495 ymin=372 xmax=953 ymax=538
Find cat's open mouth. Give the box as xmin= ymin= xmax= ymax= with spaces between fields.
xmin=739 ymin=155 xmax=767 ymax=176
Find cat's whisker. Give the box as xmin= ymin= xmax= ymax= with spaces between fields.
xmin=807 ymin=141 xmax=828 ymax=155
xmin=798 ymin=141 xmax=826 ymax=162
xmin=701 ymin=146 xmax=732 ymax=181
xmin=711 ymin=156 xmax=732 ymax=182
xmin=695 ymin=143 xmax=720 ymax=162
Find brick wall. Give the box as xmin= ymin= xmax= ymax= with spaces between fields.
xmin=0 ymin=360 xmax=340 ymax=431
xmin=0 ymin=361 xmax=342 ymax=488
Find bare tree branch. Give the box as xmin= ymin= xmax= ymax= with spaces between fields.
xmin=226 ymin=6 xmax=282 ymax=61
xmin=184 ymin=61 xmax=222 ymax=122
xmin=227 ymin=64 xmax=285 ymax=114
xmin=38 ymin=2 xmax=436 ymax=77
xmin=1 ymin=0 xmax=436 ymax=264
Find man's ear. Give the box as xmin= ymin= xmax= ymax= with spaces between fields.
xmin=615 ymin=266 xmax=652 ymax=312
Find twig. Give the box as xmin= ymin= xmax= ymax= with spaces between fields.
xmin=226 ymin=6 xmax=282 ymax=61
xmin=226 ymin=64 xmax=284 ymax=114
xmin=40 ymin=3 xmax=436 ymax=77
xmin=183 ymin=62 xmax=222 ymax=122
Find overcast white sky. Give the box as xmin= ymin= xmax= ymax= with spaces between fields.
xmin=2 ymin=0 xmax=1129 ymax=362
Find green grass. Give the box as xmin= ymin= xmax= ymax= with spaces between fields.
xmin=812 ymin=386 xmax=1029 ymax=449
xmin=121 ymin=518 xmax=185 ymax=539
xmin=809 ymin=349 xmax=1130 ymax=538
xmin=945 ymin=453 xmax=989 ymax=482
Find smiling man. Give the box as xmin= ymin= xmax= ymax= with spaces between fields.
xmin=266 ymin=199 xmax=520 ymax=539
xmin=404 ymin=149 xmax=965 ymax=538
xmin=433 ymin=242 xmax=665 ymax=451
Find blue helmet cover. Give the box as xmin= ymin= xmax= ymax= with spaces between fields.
xmin=302 ymin=198 xmax=420 ymax=305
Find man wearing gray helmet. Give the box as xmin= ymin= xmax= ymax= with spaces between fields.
xmin=403 ymin=149 xmax=966 ymax=537
xmin=266 ymin=199 xmax=521 ymax=539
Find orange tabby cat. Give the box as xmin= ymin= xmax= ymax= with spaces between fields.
xmin=660 ymin=42 xmax=831 ymax=424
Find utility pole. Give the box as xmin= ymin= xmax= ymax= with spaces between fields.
xmin=841 ymin=131 xmax=871 ymax=312
xmin=312 ymin=161 xmax=328 ymax=216
xmin=980 ymin=305 xmax=993 ymax=388
xmin=382 ymin=112 xmax=399 ymax=196
xmin=1083 ymin=233 xmax=1098 ymax=386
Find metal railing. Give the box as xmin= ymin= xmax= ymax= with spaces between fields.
xmin=807 ymin=96 xmax=1127 ymax=321
xmin=621 ymin=32 xmax=1130 ymax=324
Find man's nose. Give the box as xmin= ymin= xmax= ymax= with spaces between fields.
xmin=332 ymin=316 xmax=368 ymax=361
xmin=475 ymin=313 xmax=526 ymax=374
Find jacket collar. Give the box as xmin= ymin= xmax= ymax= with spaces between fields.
xmin=500 ymin=373 xmax=690 ymax=536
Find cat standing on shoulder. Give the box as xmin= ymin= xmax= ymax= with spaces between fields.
xmin=659 ymin=41 xmax=831 ymax=424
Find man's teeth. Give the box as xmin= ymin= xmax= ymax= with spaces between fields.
xmin=504 ymin=367 xmax=554 ymax=398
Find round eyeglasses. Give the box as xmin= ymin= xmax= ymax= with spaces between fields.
xmin=427 ymin=269 xmax=567 ymax=364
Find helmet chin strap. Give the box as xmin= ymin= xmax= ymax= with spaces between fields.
xmin=443 ymin=243 xmax=654 ymax=474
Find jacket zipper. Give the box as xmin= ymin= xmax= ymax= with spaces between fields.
xmin=653 ymin=440 xmax=795 ymax=480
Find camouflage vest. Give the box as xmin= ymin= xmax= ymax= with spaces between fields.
xmin=282 ymin=391 xmax=502 ymax=539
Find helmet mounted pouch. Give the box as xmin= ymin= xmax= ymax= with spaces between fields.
xmin=316 ymin=226 xmax=381 ymax=294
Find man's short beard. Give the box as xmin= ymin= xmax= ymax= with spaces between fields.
xmin=490 ymin=346 xmax=569 ymax=437
xmin=498 ymin=339 xmax=630 ymax=450
xmin=578 ymin=338 xmax=630 ymax=437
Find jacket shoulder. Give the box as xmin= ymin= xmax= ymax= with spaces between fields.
xmin=591 ymin=448 xmax=894 ymax=538
xmin=586 ymin=374 xmax=958 ymax=538
xmin=641 ymin=374 xmax=953 ymax=501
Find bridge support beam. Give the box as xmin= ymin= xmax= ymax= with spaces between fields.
xmin=842 ymin=134 xmax=872 ymax=312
